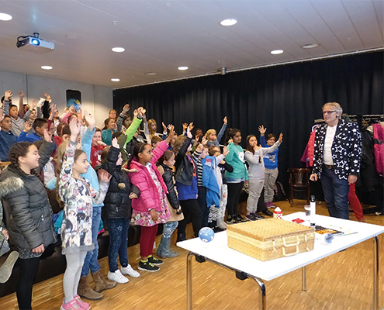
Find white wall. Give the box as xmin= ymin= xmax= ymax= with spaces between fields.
xmin=0 ymin=70 xmax=113 ymax=127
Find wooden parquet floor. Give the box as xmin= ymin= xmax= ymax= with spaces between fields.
xmin=1 ymin=200 xmax=383 ymax=310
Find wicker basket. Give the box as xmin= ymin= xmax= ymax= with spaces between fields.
xmin=227 ymin=219 xmax=315 ymax=261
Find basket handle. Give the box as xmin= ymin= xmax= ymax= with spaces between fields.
xmin=282 ymin=236 xmax=300 ymax=247
xmin=282 ymin=245 xmax=299 ymax=256
xmin=282 ymin=236 xmax=300 ymax=257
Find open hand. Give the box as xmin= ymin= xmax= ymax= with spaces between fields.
xmin=223 ymin=145 xmax=229 ymax=156
xmin=278 ymin=133 xmax=283 ymax=143
xmin=43 ymin=128 xmax=53 ymax=143
xmin=188 ymin=122 xmax=194 ymax=131
xmin=258 ymin=125 xmax=266 ymax=135
xmin=30 ymin=100 xmax=38 ymax=110
xmin=122 ymin=104 xmax=130 ymax=114
xmin=223 ymin=116 xmax=227 ymax=124
xmin=69 ymin=118 xmax=81 ymax=141
xmin=201 ymin=136 xmax=208 ymax=146
xmin=83 ymin=110 xmax=95 ymax=130
xmin=186 ymin=126 xmax=193 ymax=139
xmin=4 ymin=90 xmax=12 ymax=100
xmin=166 ymin=126 xmax=176 ymax=143
xmin=182 ymin=123 xmax=188 ymax=131
xmin=98 ymin=169 xmax=112 ymax=183
xmin=23 ymin=121 xmax=32 ymax=132
xmin=112 ymin=137 xmax=119 ymax=149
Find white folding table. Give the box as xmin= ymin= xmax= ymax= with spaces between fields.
xmin=177 ymin=212 xmax=384 ymax=310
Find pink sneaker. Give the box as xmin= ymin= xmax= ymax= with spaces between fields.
xmin=61 ymin=299 xmax=82 ymax=310
xmin=74 ymin=295 xmax=91 ymax=310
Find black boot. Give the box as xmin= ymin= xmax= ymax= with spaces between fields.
xmin=176 ymin=233 xmax=186 ymax=242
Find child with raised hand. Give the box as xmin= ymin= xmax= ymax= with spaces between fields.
xmin=128 ymin=128 xmax=176 ymax=272
xmin=156 ymin=150 xmax=183 ymax=258
xmin=206 ymin=146 xmax=231 ymax=230
xmin=102 ymin=118 xmax=117 ymax=146
xmin=259 ymin=125 xmax=281 ymax=208
xmin=59 ymin=118 xmax=111 ymax=310
xmin=245 ymin=133 xmax=283 ymax=220
xmin=100 ymin=135 xmax=141 ymax=284
xmin=206 ymin=116 xmax=228 ymax=147
xmin=174 ymin=127 xmax=202 ymax=241
xmin=225 ymin=128 xmax=249 ymax=224
xmin=191 ymin=135 xmax=210 ymax=227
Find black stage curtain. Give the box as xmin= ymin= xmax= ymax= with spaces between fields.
xmin=113 ymin=51 xmax=383 ymax=188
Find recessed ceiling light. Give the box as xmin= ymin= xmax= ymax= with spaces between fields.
xmin=0 ymin=13 xmax=12 ymax=21
xmin=112 ymin=47 xmax=125 ymax=53
xmin=302 ymin=43 xmax=320 ymax=49
xmin=66 ymin=34 xmax=79 ymax=39
xmin=41 ymin=66 xmax=53 ymax=70
xmin=146 ymin=72 xmax=157 ymax=76
xmin=111 ymin=78 xmax=120 ymax=82
xmin=220 ymin=18 xmax=237 ymax=26
xmin=271 ymin=49 xmax=284 ymax=55
xmin=178 ymin=66 xmax=188 ymax=71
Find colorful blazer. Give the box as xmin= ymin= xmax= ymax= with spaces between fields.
xmin=312 ymin=119 xmax=362 ymax=180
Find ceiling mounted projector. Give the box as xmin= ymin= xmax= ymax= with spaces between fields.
xmin=16 ymin=32 xmax=54 ymax=53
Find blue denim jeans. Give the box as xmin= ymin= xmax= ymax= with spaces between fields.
xmin=320 ymin=166 xmax=350 ymax=219
xmin=81 ymin=207 xmax=102 ymax=277
xmin=106 ymin=218 xmax=129 ymax=272
xmin=162 ymin=221 xmax=178 ymax=238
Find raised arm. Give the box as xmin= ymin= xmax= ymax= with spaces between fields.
xmin=18 ymin=90 xmax=25 ymax=118
xmin=59 ymin=119 xmax=81 ymax=193
xmin=217 ymin=116 xmax=227 ymax=144
xmin=262 ymin=134 xmax=283 ymax=154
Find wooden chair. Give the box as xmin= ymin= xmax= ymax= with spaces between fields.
xmin=287 ymin=168 xmax=311 ymax=207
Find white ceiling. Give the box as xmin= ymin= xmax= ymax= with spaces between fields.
xmin=0 ymin=0 xmax=383 ymax=88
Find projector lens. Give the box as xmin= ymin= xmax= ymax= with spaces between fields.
xmin=31 ymin=39 xmax=40 ymax=46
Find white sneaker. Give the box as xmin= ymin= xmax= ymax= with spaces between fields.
xmin=108 ymin=270 xmax=129 ymax=284
xmin=121 ymin=264 xmax=140 ymax=278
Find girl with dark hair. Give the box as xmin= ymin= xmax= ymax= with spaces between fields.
xmin=128 ymin=129 xmax=176 ymax=272
xmin=245 ymin=133 xmax=283 ymax=220
xmin=173 ymin=128 xmax=202 ymax=241
xmin=156 ymin=150 xmax=183 ymax=258
xmin=0 ymin=130 xmax=56 ymax=310
xmin=58 ymin=118 xmax=111 ymax=310
xmin=225 ymin=128 xmax=248 ymax=224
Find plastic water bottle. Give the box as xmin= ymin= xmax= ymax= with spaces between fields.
xmin=310 ymin=195 xmax=316 ymax=227
xmin=273 ymin=207 xmax=282 ymax=219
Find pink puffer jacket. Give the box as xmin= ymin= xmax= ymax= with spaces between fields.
xmin=128 ymin=141 xmax=169 ymax=212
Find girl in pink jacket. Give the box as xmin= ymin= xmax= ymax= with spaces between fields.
xmin=128 ymin=130 xmax=175 ymax=272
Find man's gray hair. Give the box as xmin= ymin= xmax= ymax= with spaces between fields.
xmin=323 ymin=102 xmax=343 ymax=115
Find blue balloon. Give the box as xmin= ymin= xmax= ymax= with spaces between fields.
xmin=198 ymin=227 xmax=214 ymax=243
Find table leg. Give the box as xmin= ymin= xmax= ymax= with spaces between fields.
xmin=187 ymin=252 xmax=194 ymax=310
xmin=251 ymin=277 xmax=266 ymax=310
xmin=372 ymin=236 xmax=379 ymax=310
xmin=302 ymin=266 xmax=306 ymax=291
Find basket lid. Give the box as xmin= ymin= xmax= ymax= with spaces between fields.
xmin=227 ymin=218 xmax=314 ymax=241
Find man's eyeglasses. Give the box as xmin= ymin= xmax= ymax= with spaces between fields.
xmin=323 ymin=111 xmax=336 ymax=115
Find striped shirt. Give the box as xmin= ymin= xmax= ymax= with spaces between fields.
xmin=191 ymin=149 xmax=203 ymax=187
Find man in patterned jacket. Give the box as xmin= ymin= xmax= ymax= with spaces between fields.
xmin=310 ymin=102 xmax=362 ymax=219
